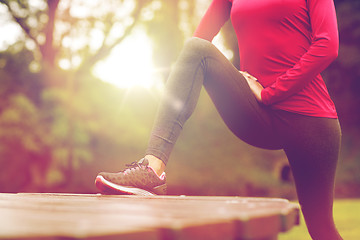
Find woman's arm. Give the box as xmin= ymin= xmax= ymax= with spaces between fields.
xmin=195 ymin=0 xmax=265 ymax=103
xmin=193 ymin=0 xmax=232 ymax=41
xmin=261 ymin=0 xmax=339 ymax=105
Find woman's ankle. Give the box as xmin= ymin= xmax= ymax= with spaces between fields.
xmin=145 ymin=155 xmax=166 ymax=176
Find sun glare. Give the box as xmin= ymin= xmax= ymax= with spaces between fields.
xmin=93 ymin=30 xmax=163 ymax=90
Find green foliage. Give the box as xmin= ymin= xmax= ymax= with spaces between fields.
xmin=40 ymin=87 xmax=94 ymax=185
xmin=0 ymin=94 xmax=44 ymax=191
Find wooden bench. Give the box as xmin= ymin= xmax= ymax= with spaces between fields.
xmin=0 ymin=193 xmax=299 ymax=240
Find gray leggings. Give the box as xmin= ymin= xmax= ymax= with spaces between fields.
xmin=146 ymin=37 xmax=342 ymax=239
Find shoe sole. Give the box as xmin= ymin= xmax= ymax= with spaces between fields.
xmin=95 ymin=176 xmax=157 ymax=196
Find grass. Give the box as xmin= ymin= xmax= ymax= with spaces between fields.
xmin=279 ymin=199 xmax=360 ymax=240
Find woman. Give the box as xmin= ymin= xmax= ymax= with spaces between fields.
xmin=95 ymin=0 xmax=343 ymax=239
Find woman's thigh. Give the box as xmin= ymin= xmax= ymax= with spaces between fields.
xmin=194 ymin=38 xmax=281 ymax=149
xmin=274 ymin=111 xmax=341 ymax=202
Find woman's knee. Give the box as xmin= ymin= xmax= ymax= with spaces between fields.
xmin=182 ymin=37 xmax=216 ymax=57
xmin=185 ymin=37 xmax=212 ymax=48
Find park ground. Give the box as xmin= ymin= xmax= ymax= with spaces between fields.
xmin=279 ymin=199 xmax=360 ymax=240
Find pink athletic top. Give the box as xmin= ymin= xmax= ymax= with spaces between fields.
xmin=194 ymin=0 xmax=339 ymax=118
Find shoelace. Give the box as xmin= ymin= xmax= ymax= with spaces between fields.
xmin=122 ymin=160 xmax=165 ymax=180
xmin=125 ymin=162 xmax=142 ymax=169
xmin=122 ymin=161 xmax=147 ymax=174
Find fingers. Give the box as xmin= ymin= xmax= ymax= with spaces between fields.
xmin=239 ymin=71 xmax=258 ymax=81
xmin=239 ymin=71 xmax=263 ymax=102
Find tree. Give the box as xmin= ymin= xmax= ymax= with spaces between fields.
xmin=0 ymin=0 xmax=153 ymax=71
xmin=0 ymin=0 xmax=156 ymax=191
xmin=0 ymin=0 xmax=199 ymax=192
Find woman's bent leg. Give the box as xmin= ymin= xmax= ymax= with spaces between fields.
xmin=146 ymin=37 xmax=282 ymax=165
xmin=96 ymin=37 xmax=281 ymax=195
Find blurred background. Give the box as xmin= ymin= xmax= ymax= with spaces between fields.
xmin=0 ymin=0 xmax=359 ymax=199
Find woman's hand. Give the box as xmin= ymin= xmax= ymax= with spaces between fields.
xmin=240 ymin=71 xmax=264 ymax=103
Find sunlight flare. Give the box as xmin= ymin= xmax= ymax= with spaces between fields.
xmin=93 ymin=29 xmax=163 ymax=90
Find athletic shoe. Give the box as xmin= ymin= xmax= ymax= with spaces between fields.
xmin=95 ymin=158 xmax=167 ymax=196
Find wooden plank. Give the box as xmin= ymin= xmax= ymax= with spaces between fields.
xmin=0 ymin=194 xmax=160 ymax=240
xmin=0 ymin=193 xmax=299 ymax=240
